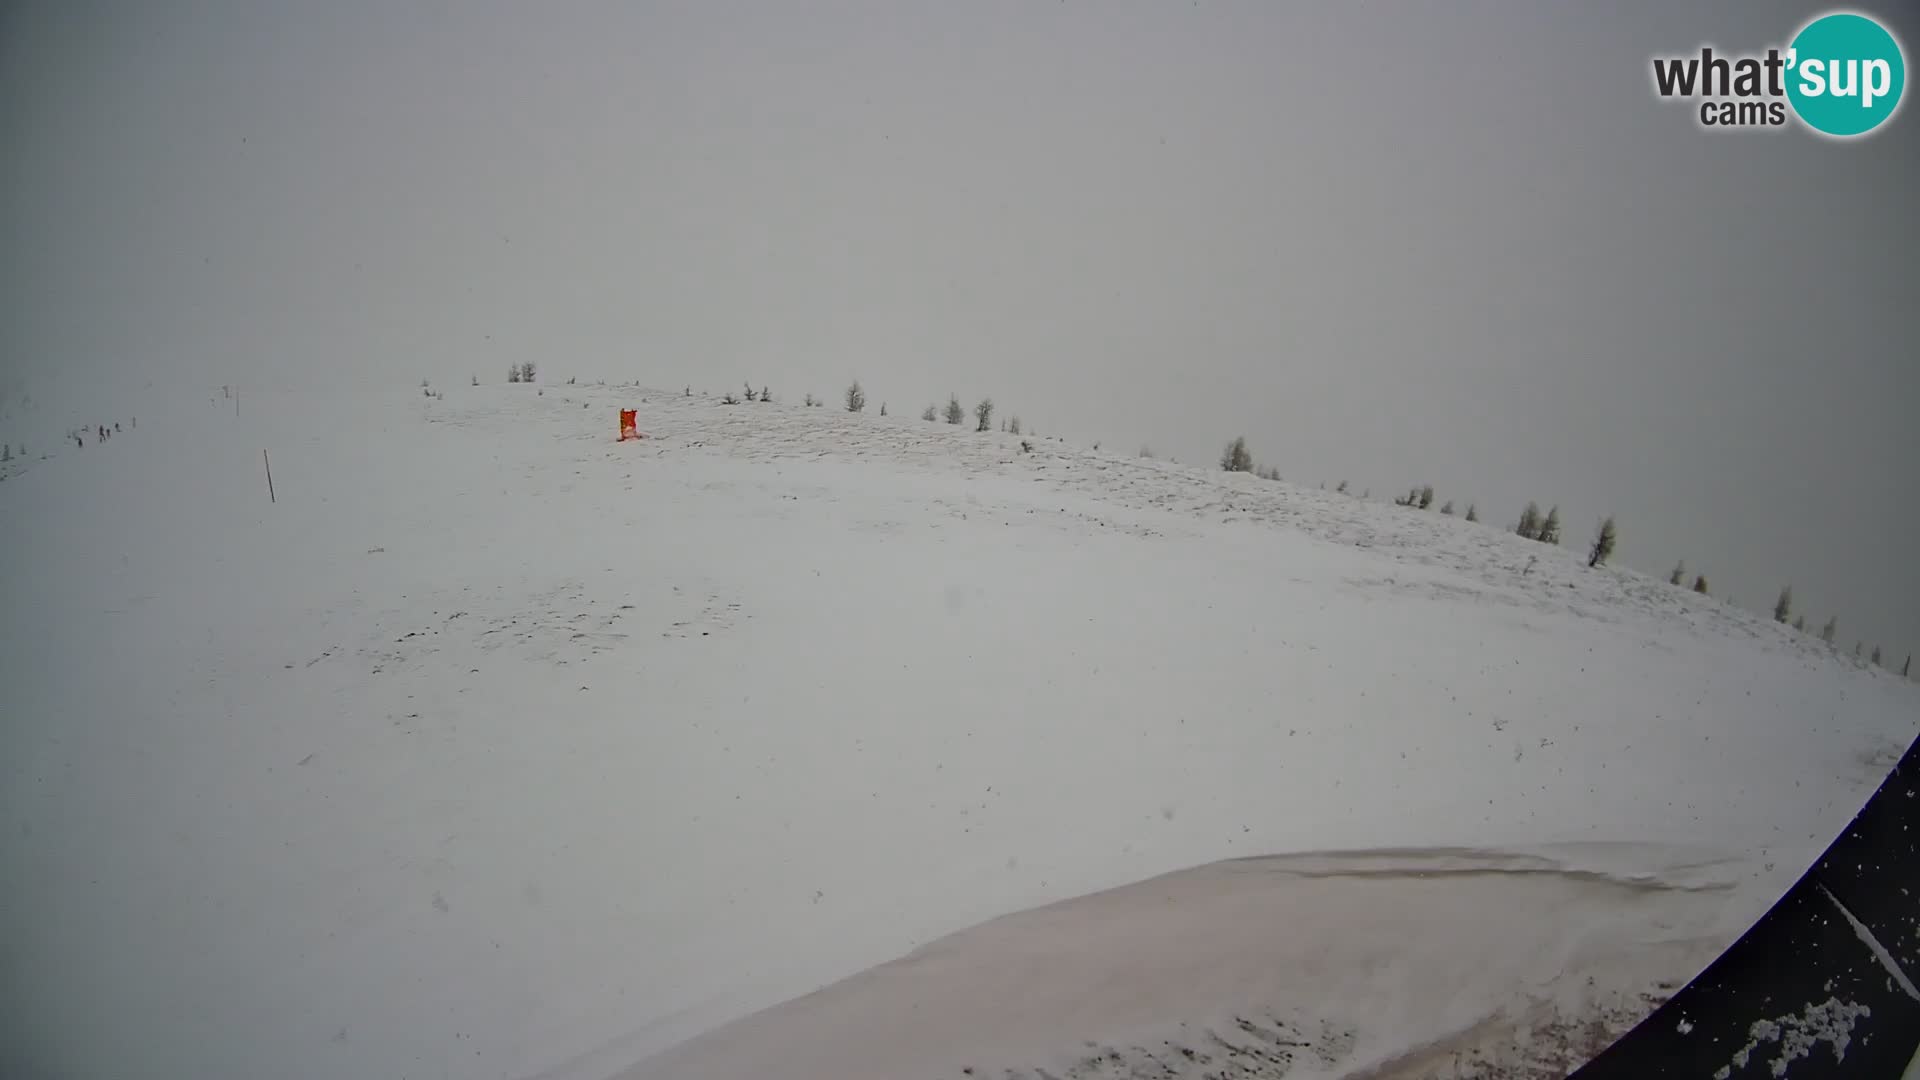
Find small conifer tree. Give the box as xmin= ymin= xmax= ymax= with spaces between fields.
xmin=1515 ymin=502 xmax=1542 ymax=540
xmin=1220 ymin=436 xmax=1253 ymax=472
xmin=1537 ymin=506 xmax=1562 ymax=545
xmin=1588 ymin=516 xmax=1617 ymax=567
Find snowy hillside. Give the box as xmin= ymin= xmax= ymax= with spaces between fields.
xmin=2 ymin=384 xmax=1913 ymax=1080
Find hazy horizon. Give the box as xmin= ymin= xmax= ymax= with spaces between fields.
xmin=3 ymin=1 xmax=1917 ymax=662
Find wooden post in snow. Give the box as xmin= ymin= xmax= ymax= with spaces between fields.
xmin=263 ymin=449 xmax=275 ymax=504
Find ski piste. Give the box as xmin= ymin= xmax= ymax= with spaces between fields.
xmin=1571 ymin=732 xmax=1920 ymax=1078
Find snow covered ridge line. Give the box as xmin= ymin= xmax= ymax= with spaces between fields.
xmin=609 ymin=843 xmax=1752 ymax=1080
xmin=464 ymin=380 xmax=1890 ymax=674
xmin=556 ymin=385 xmax=1870 ymax=668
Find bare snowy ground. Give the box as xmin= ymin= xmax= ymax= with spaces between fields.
xmin=1 ymin=385 xmax=1913 ymax=1080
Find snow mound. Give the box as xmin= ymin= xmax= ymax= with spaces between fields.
xmin=619 ymin=843 xmax=1750 ymax=1080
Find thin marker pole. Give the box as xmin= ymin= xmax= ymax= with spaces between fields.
xmin=263 ymin=449 xmax=276 ymax=503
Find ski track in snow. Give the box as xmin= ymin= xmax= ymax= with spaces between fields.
xmin=1 ymin=385 xmax=1914 ymax=1080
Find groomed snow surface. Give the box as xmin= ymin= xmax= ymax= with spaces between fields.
xmin=2 ymin=385 xmax=1913 ymax=1080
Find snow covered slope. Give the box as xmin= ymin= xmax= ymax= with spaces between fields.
xmin=2 ymin=385 xmax=1912 ymax=1080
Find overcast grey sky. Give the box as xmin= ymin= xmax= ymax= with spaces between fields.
xmin=4 ymin=1 xmax=1917 ymax=662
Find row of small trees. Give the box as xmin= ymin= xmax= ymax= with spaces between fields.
xmin=702 ymin=380 xmax=1027 ymax=433
xmin=834 ymin=381 xmax=1034 ymax=436
xmin=1757 ymin=585 xmax=1905 ymax=672
xmin=1390 ymin=483 xmax=1480 ymax=521
xmin=1661 ymin=560 xmax=1712 ymax=595
xmin=1377 ymin=474 xmax=1910 ymax=634
xmin=906 ymin=390 xmax=1020 ymax=433
xmin=721 ymin=382 xmax=776 ymax=405
xmin=1507 ymin=500 xmax=1615 ymax=566
xmin=1227 ymin=449 xmax=1623 ymax=569
xmin=1519 ymin=505 xmax=1897 ymax=662
xmin=1224 ymin=449 xmax=1903 ymax=669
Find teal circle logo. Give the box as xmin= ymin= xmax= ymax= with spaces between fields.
xmin=1786 ymin=12 xmax=1906 ymax=137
